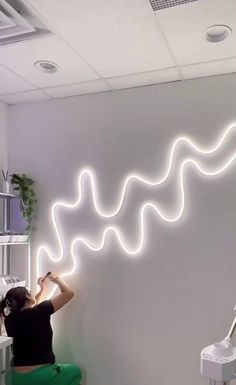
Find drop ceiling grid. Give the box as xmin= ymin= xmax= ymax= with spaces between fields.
xmin=24 ymin=0 xmax=177 ymax=77
xmin=0 ymin=1 xmax=181 ymax=100
xmin=0 ymin=63 xmax=35 ymax=95
xmin=0 ymin=35 xmax=101 ymax=88
xmin=156 ymin=0 xmax=236 ymax=66
xmin=19 ymin=0 xmax=114 ymax=91
xmin=0 ymin=89 xmax=50 ymax=105
xmin=44 ymin=79 xmax=111 ymax=98
xmin=19 ymin=0 xmax=236 ymax=81
xmin=0 ymin=0 xmax=235 ymax=104
xmin=181 ymin=57 xmax=236 ymax=79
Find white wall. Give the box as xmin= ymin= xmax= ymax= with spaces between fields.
xmin=0 ymin=102 xmax=8 ymax=237
xmin=0 ymin=102 xmax=8 ymax=191
xmin=8 ymin=74 xmax=236 ymax=385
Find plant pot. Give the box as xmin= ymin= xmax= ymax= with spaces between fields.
xmin=3 ymin=181 xmax=9 ymax=194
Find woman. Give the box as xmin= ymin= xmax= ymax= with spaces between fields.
xmin=0 ymin=272 xmax=82 ymax=385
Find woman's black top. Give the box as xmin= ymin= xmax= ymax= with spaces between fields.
xmin=5 ymin=300 xmax=55 ymax=366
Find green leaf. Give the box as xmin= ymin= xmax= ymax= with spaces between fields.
xmin=10 ymin=172 xmax=37 ymax=234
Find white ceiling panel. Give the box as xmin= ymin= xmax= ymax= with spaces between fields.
xmin=107 ymin=67 xmax=179 ymax=89
xmin=0 ymin=89 xmax=50 ymax=105
xmin=0 ymin=0 xmax=234 ymax=103
xmin=157 ymin=0 xmax=236 ymax=65
xmin=0 ymin=64 xmax=33 ymax=95
xmin=45 ymin=80 xmax=111 ymax=98
xmin=182 ymin=58 xmax=236 ymax=80
xmin=0 ymin=34 xmax=99 ymax=88
xmin=25 ymin=0 xmax=175 ymax=77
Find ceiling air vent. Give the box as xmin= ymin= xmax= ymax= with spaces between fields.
xmin=0 ymin=0 xmax=52 ymax=46
xmin=149 ymin=0 xmax=198 ymax=11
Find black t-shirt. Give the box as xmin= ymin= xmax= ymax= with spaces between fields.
xmin=5 ymin=300 xmax=55 ymax=366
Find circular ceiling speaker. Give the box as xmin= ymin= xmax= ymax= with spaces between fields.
xmin=34 ymin=60 xmax=59 ymax=73
xmin=205 ymin=25 xmax=232 ymax=43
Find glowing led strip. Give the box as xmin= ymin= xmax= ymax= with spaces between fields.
xmin=36 ymin=123 xmax=236 ymax=297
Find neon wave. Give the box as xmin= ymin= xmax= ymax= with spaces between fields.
xmin=36 ymin=123 xmax=236 ymax=296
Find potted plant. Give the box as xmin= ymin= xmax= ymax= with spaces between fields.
xmin=2 ymin=170 xmax=10 ymax=194
xmin=10 ymin=173 xmax=37 ymax=235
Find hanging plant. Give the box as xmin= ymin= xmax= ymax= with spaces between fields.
xmin=10 ymin=173 xmax=37 ymax=234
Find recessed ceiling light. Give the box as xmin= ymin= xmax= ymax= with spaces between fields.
xmin=34 ymin=60 xmax=59 ymax=73
xmin=205 ymin=25 xmax=231 ymax=43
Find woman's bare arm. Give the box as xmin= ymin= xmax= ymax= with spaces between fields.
xmin=48 ymin=273 xmax=74 ymax=312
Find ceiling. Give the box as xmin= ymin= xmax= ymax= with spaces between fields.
xmin=0 ymin=0 xmax=235 ymax=105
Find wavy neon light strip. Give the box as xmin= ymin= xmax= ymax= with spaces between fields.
xmin=36 ymin=123 xmax=236 ymax=296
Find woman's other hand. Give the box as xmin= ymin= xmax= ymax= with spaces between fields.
xmin=47 ymin=272 xmax=60 ymax=284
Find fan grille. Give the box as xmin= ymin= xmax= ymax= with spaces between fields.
xmin=149 ymin=0 xmax=198 ymax=11
xmin=0 ymin=0 xmax=51 ymax=46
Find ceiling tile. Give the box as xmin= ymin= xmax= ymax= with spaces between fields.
xmin=45 ymin=80 xmax=111 ymax=98
xmin=0 ymin=35 xmax=99 ymax=88
xmin=26 ymin=0 xmax=175 ymax=77
xmin=107 ymin=67 xmax=180 ymax=89
xmin=182 ymin=58 xmax=236 ymax=80
xmin=0 ymin=65 xmax=34 ymax=95
xmin=157 ymin=0 xmax=236 ymax=65
xmin=0 ymin=90 xmax=50 ymax=105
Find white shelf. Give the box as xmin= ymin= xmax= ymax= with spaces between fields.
xmin=0 ymin=192 xmax=18 ymax=199
xmin=0 ymin=336 xmax=12 ymax=350
xmin=0 ymin=280 xmax=26 ymax=295
xmin=0 ymin=235 xmax=28 ymax=245
xmin=0 ymin=241 xmax=28 ymax=246
xmin=0 ymin=192 xmax=31 ymax=290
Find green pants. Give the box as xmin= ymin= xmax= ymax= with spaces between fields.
xmin=5 ymin=363 xmax=82 ymax=385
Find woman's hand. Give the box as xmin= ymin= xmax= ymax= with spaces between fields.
xmin=37 ymin=276 xmax=47 ymax=291
xmin=35 ymin=276 xmax=48 ymax=304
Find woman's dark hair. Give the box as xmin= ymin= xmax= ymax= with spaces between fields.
xmin=0 ymin=287 xmax=29 ymax=318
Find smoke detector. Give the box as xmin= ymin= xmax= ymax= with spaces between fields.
xmin=149 ymin=0 xmax=198 ymax=11
xmin=0 ymin=0 xmax=52 ymax=46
